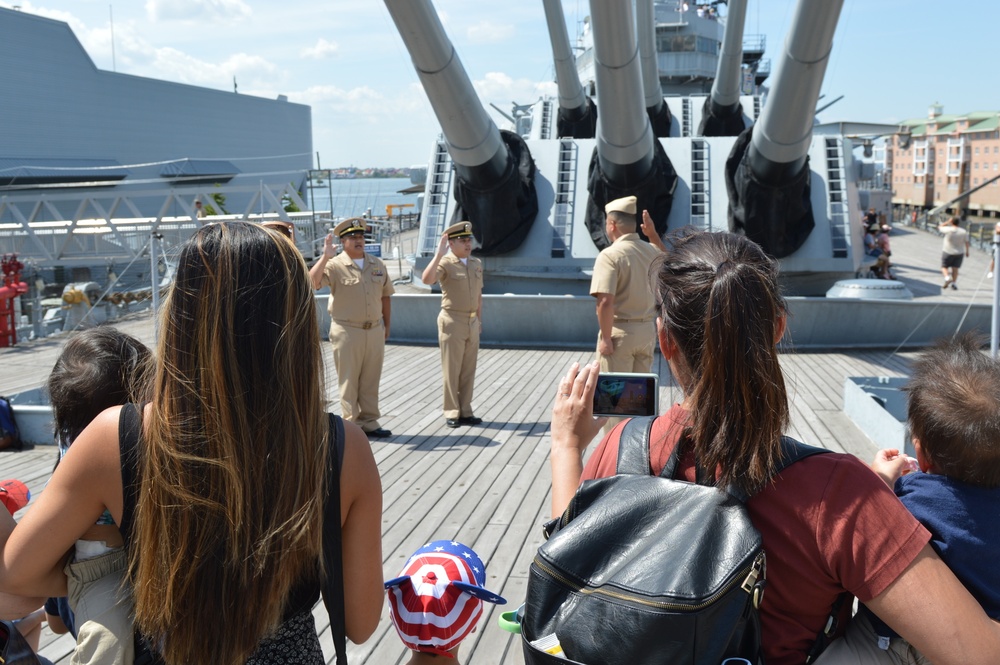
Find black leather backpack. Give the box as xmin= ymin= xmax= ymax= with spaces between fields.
xmin=522 ymin=416 xmax=830 ymax=665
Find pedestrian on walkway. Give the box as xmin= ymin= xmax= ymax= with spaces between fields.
xmin=939 ymin=217 xmax=970 ymax=290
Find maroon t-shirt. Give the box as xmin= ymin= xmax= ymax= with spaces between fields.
xmin=580 ymin=405 xmax=930 ymax=665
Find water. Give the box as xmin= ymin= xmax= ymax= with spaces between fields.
xmin=304 ymin=177 xmax=420 ymax=220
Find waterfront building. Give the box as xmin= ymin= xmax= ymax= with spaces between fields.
xmin=889 ymin=104 xmax=1000 ymax=219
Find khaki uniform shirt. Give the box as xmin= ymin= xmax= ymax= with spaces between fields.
xmin=437 ymin=254 xmax=483 ymax=314
xmin=320 ymin=252 xmax=394 ymax=323
xmin=590 ymin=233 xmax=660 ymax=321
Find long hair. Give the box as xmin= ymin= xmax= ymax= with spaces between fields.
xmin=130 ymin=222 xmax=328 ymax=665
xmin=47 ymin=327 xmax=151 ymax=444
xmin=654 ymin=230 xmax=789 ymax=495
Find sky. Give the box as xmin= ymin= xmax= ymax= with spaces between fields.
xmin=4 ymin=0 xmax=1000 ymax=169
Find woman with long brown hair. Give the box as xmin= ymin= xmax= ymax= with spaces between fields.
xmin=550 ymin=229 xmax=1000 ymax=664
xmin=0 ymin=222 xmax=383 ymax=664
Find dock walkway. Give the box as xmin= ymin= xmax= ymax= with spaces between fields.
xmin=0 ymin=224 xmax=992 ymax=664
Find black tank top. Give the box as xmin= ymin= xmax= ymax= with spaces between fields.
xmin=116 ymin=404 xmax=342 ymax=620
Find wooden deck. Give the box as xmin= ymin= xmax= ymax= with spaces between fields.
xmin=0 ymin=224 xmax=991 ymax=663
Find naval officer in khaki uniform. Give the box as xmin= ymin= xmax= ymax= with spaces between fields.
xmin=590 ymin=195 xmax=661 ymax=373
xmin=310 ymin=217 xmax=394 ymax=438
xmin=421 ymin=222 xmax=484 ymax=428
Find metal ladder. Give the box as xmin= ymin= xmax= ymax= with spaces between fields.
xmin=690 ymin=139 xmax=711 ymax=230
xmin=551 ymin=140 xmax=578 ymax=257
xmin=682 ymin=98 xmax=693 ymax=138
xmin=824 ymin=138 xmax=850 ymax=259
xmin=539 ymin=100 xmax=553 ymax=140
xmin=421 ymin=139 xmax=454 ymax=255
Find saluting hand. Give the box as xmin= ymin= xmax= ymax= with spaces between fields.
xmin=322 ymin=233 xmax=339 ymax=259
xmin=437 ymin=233 xmax=450 ymax=256
xmin=641 ymin=210 xmax=667 ymax=252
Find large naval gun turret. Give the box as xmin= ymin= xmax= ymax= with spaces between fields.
xmin=698 ymin=0 xmax=750 ymax=137
xmin=541 ymin=0 xmax=596 ymax=140
xmin=584 ymin=0 xmax=677 ymax=248
xmin=393 ymin=0 xmax=863 ymax=297
xmin=383 ymin=0 xmax=537 ymax=256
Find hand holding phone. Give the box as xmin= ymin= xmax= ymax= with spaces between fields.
xmin=592 ymin=373 xmax=658 ymax=417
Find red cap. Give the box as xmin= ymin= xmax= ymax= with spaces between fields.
xmin=0 ymin=479 xmax=30 ymax=515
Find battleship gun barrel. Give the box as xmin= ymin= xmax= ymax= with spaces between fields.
xmin=748 ymin=0 xmax=844 ymax=183
xmin=590 ymin=0 xmax=654 ymax=182
xmin=383 ymin=0 xmax=507 ymax=187
xmin=636 ymin=0 xmax=662 ymax=111
xmin=709 ymin=0 xmax=747 ymax=117
xmin=637 ymin=0 xmax=672 ymax=137
xmin=542 ymin=0 xmax=587 ymax=114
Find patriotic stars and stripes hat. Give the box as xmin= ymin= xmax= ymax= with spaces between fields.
xmin=385 ymin=540 xmax=507 ymax=657
xmin=0 ymin=479 xmax=30 ymax=515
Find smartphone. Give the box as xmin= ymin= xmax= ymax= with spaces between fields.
xmin=593 ymin=372 xmax=658 ymax=417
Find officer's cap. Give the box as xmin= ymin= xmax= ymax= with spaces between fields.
xmin=334 ymin=217 xmax=367 ymax=237
xmin=445 ymin=222 xmax=474 ymax=239
xmin=605 ymin=196 xmax=637 ymax=216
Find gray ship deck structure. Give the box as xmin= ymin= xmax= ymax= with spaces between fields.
xmin=0 ymin=6 xmax=313 ymax=263
xmin=393 ymin=0 xmax=869 ymax=297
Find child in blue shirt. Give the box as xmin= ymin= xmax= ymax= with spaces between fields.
xmin=818 ymin=334 xmax=1000 ymax=664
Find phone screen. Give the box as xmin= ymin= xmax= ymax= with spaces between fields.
xmin=593 ymin=373 xmax=658 ymax=417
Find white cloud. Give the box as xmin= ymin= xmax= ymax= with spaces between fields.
xmin=466 ymin=20 xmax=515 ymax=44
xmin=300 ymin=38 xmax=339 ymax=60
xmin=474 ymin=72 xmax=557 ymax=107
xmin=145 ymin=0 xmax=251 ymax=22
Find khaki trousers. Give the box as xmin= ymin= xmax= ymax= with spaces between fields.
xmin=438 ymin=310 xmax=480 ymax=419
xmin=330 ymin=321 xmax=385 ymax=432
xmin=596 ymin=321 xmax=656 ymax=374
xmin=65 ymin=548 xmax=134 ymax=665
xmin=813 ymin=612 xmax=930 ymax=665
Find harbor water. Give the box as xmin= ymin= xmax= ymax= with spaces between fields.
xmin=305 ymin=176 xmax=420 ymax=220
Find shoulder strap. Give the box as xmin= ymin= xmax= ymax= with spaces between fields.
xmin=118 ymin=403 xmax=143 ymax=548
xmin=775 ymin=436 xmax=830 ymax=472
xmin=322 ymin=414 xmax=348 ymax=664
xmin=615 ymin=416 xmax=655 ymax=475
xmin=659 ymin=434 xmax=832 ymax=500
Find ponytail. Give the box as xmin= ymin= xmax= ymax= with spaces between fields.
xmin=656 ymin=231 xmax=788 ymax=495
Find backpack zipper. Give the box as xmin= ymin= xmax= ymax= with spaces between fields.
xmin=532 ymin=551 xmax=765 ymax=612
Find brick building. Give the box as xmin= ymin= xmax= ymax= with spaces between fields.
xmin=889 ymin=105 xmax=1000 ymax=220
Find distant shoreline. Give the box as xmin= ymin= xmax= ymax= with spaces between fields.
xmin=312 ymin=169 xmax=413 ymax=180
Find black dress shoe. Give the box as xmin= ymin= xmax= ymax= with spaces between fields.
xmin=365 ymin=428 xmax=392 ymax=438
xmin=458 ymin=416 xmax=483 ymax=426
xmin=445 ymin=418 xmax=461 ymax=428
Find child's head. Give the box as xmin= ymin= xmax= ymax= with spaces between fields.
xmin=47 ymin=327 xmax=151 ymax=445
xmin=906 ymin=333 xmax=1000 ymax=487
xmin=385 ymin=540 xmax=507 ymax=657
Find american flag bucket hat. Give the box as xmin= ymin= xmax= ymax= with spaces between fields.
xmin=385 ymin=540 xmax=507 ymax=657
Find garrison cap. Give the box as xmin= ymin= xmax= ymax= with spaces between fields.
xmin=334 ymin=217 xmax=367 ymax=237
xmin=445 ymin=222 xmax=474 ymax=239
xmin=605 ymin=196 xmax=637 ymax=216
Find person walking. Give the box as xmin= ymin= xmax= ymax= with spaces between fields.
xmin=590 ymin=196 xmax=662 ymax=373
xmin=310 ymin=217 xmax=394 ymax=438
xmin=421 ymin=222 xmax=483 ymax=429
xmin=939 ymin=216 xmax=970 ymax=290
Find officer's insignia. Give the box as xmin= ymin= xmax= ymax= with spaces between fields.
xmin=372 ymin=270 xmax=385 ymax=277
